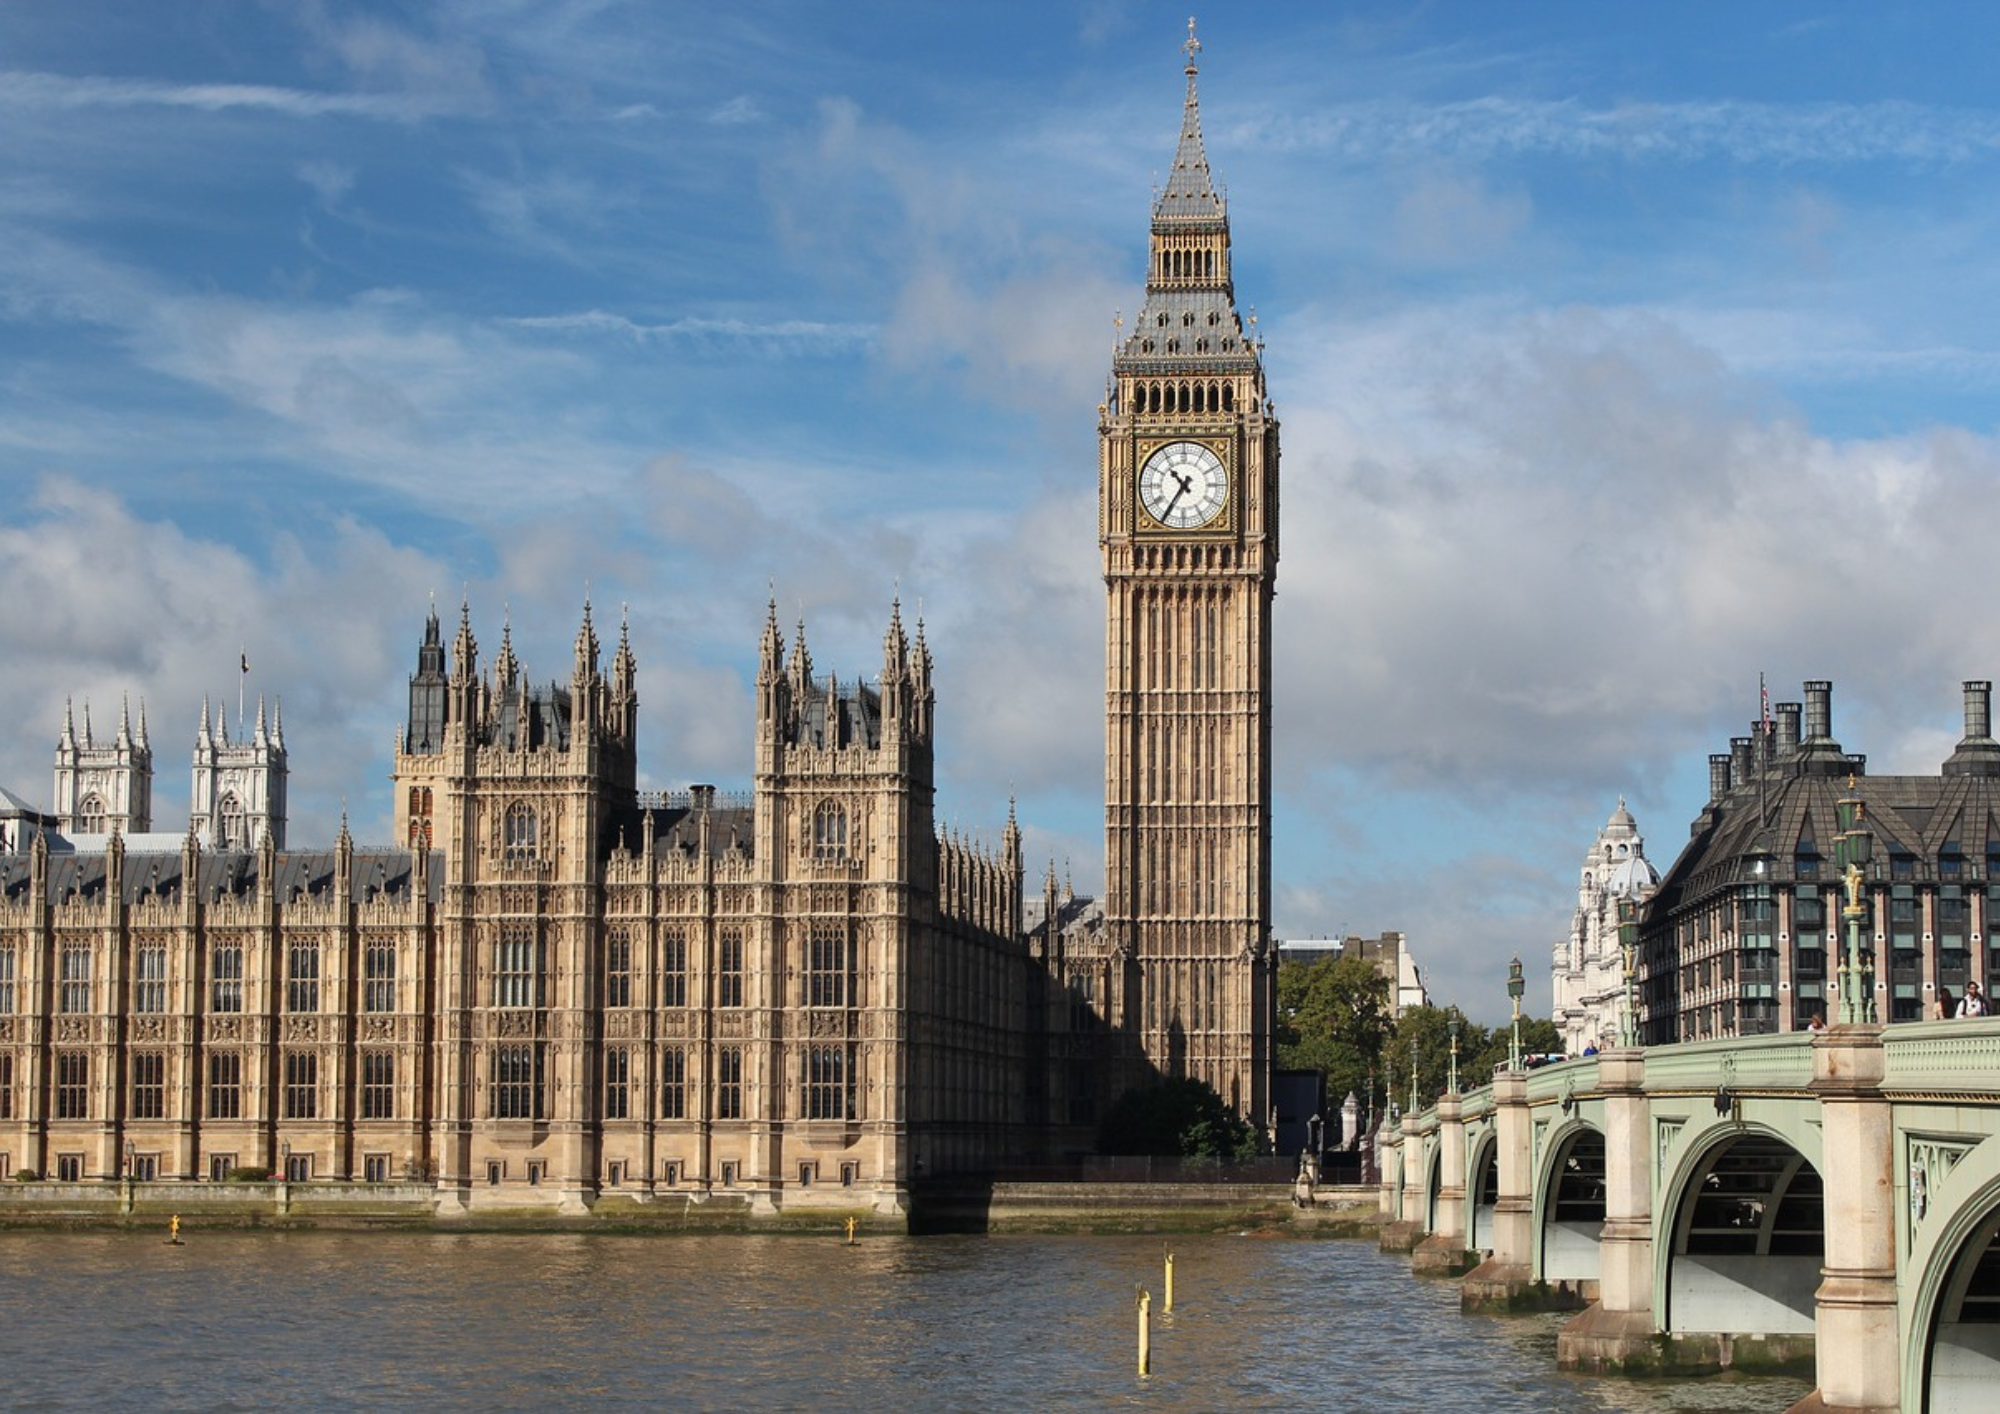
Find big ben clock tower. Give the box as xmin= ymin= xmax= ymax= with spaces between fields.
xmin=1100 ymin=22 xmax=1276 ymax=1127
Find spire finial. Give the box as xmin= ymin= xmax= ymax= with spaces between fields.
xmin=1184 ymin=14 xmax=1201 ymax=67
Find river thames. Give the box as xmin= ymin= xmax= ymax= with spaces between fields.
xmin=0 ymin=1230 xmax=1810 ymax=1411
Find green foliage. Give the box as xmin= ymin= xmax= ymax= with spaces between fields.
xmin=1098 ymin=1076 xmax=1260 ymax=1160
xmin=225 ymin=1166 xmax=273 ymax=1183
xmin=13 ymin=1168 xmax=38 ymax=1182
xmin=1390 ymin=1008 xmax=1570 ymax=1109
xmin=1275 ymin=952 xmax=1394 ymax=1110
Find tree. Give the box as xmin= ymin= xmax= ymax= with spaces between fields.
xmin=1384 ymin=1004 xmax=1491 ymax=1111
xmin=1098 ymin=1076 xmax=1260 ymax=1160
xmin=1276 ymin=952 xmax=1394 ymax=1112
xmin=1468 ymin=1016 xmax=1564 ymax=1078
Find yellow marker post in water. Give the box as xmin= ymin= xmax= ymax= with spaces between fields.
xmin=1164 ymin=1251 xmax=1175 ymax=1313
xmin=1137 ymin=1288 xmax=1152 ymax=1377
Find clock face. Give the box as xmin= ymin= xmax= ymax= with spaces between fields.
xmin=1138 ymin=441 xmax=1228 ymax=530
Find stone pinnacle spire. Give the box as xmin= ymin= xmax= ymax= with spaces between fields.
xmin=1156 ymin=17 xmax=1224 ymax=223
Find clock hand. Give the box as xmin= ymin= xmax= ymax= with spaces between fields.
xmin=1160 ymin=475 xmax=1191 ymax=519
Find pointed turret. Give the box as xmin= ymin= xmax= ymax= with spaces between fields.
xmin=197 ymin=696 xmax=212 ymax=749
xmin=59 ymin=697 xmax=76 ymax=751
xmin=494 ymin=615 xmax=519 ymax=690
xmin=253 ymin=695 xmax=269 ymax=747
xmin=450 ymin=597 xmax=479 ymax=686
xmin=789 ymin=616 xmax=814 ymax=695
xmin=136 ymin=699 xmax=149 ymax=749
xmin=573 ymin=598 xmax=601 ymax=687
xmin=116 ymin=695 xmax=134 ymax=749
xmin=271 ymin=696 xmax=284 ymax=750
xmin=613 ymin=605 xmax=636 ymax=697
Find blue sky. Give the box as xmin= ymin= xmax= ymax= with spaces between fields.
xmin=9 ymin=2 xmax=2000 ymax=1020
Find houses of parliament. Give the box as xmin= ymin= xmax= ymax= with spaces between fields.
xmin=0 ymin=30 xmax=1279 ymax=1216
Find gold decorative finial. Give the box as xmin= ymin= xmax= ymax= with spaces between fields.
xmin=1184 ymin=16 xmax=1201 ymax=65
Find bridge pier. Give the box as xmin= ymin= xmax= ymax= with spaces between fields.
xmin=1414 ymin=1093 xmax=1476 ymax=1275
xmin=1557 ymin=1048 xmax=1657 ymax=1370
xmin=1790 ymin=1025 xmax=1899 ymax=1414
xmin=1463 ymin=1068 xmax=1584 ymax=1311
xmin=1379 ymin=1111 xmax=1425 ymax=1253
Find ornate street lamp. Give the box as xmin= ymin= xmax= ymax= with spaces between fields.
xmin=1408 ymin=1056 xmax=1419 ymax=1116
xmin=1617 ymin=899 xmax=1641 ymax=1048
xmin=1835 ymin=778 xmax=1876 ymax=1025
xmin=1507 ymin=955 xmax=1525 ymax=1070
xmin=1447 ymin=1013 xmax=1461 ymax=1094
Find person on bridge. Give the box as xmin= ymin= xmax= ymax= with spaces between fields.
xmin=1957 ymin=980 xmax=1988 ymax=1018
xmin=1935 ymin=988 xmax=1955 ymax=1020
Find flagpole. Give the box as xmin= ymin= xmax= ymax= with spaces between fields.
xmin=239 ymin=647 xmax=247 ymax=739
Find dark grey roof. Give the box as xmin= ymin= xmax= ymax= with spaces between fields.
xmin=0 ymin=848 xmax=440 ymax=907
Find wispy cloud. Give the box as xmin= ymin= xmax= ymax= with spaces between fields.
xmin=505 ymin=310 xmax=876 ymax=353
xmin=1237 ymin=96 xmax=2000 ymax=166
xmin=0 ymin=70 xmax=462 ymax=122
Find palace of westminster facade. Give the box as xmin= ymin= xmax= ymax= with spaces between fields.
xmin=0 ymin=33 xmax=1281 ymax=1214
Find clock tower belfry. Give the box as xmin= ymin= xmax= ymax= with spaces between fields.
xmin=1100 ymin=23 xmax=1276 ymax=1127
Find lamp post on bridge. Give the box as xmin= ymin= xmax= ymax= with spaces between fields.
xmin=1506 ymin=955 xmax=1525 ymax=1070
xmin=1447 ymin=1012 xmax=1461 ymax=1094
xmin=1835 ymin=777 xmax=1876 ymax=1025
xmin=1616 ymin=899 xmax=1641 ymax=1048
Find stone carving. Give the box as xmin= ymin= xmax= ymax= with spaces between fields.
xmin=1907 ymin=1135 xmax=1976 ymax=1240
xmin=55 ymin=1017 xmax=90 ymax=1044
xmin=282 ymin=1016 xmax=319 ymax=1044
xmin=1656 ymin=1118 xmax=1684 ymax=1174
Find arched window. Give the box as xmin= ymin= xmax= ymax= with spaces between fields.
xmin=503 ymin=802 xmax=539 ymax=861
xmin=812 ymin=800 xmax=849 ymax=862
xmin=218 ymin=793 xmax=245 ymax=849
xmin=78 ymin=794 xmax=105 ymax=833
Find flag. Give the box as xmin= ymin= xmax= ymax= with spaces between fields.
xmin=240 ymin=650 xmax=249 ymax=675
xmin=1760 ymin=673 xmax=1772 ymax=736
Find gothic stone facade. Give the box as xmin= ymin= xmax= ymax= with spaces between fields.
xmin=1095 ymin=35 xmax=1277 ymax=1125
xmin=0 ymin=600 xmax=1024 ymax=1214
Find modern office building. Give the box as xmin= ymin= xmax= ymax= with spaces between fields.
xmin=1639 ymin=680 xmax=2000 ymax=1040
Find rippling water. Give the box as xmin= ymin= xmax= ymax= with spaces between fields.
xmin=0 ymin=1231 xmax=1810 ymax=1411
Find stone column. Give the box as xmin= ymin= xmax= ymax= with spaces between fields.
xmin=1796 ymin=1025 xmax=1898 ymax=1413
xmin=1558 ymin=1047 xmax=1654 ymax=1369
xmin=1463 ymin=1068 xmax=1539 ymax=1310
xmin=1380 ymin=1111 xmax=1429 ymax=1253
xmin=1414 ymin=1094 xmax=1473 ymax=1274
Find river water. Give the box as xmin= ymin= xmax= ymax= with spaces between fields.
xmin=0 ymin=1231 xmax=1810 ymax=1411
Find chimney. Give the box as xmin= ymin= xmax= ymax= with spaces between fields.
xmin=1709 ymin=754 xmax=1733 ymax=801
xmin=1945 ymin=681 xmax=2000 ymax=777
xmin=1775 ymin=702 xmax=1802 ymax=754
xmin=1966 ymin=681 xmax=1992 ymax=741
xmin=1730 ymin=736 xmax=1753 ymax=787
xmin=689 ymin=783 xmax=716 ymax=813
xmin=1803 ymin=681 xmax=1833 ymax=743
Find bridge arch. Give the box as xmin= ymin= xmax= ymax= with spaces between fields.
xmin=1425 ymin=1136 xmax=1445 ymax=1232
xmin=1659 ymin=1122 xmax=1822 ymax=1337
xmin=1538 ymin=1120 xmax=1605 ymax=1283
xmin=1468 ymin=1129 xmax=1499 ymax=1253
xmin=1907 ymin=1137 xmax=2000 ymax=1412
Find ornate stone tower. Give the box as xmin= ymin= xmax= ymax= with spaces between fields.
xmin=53 ymin=697 xmax=152 ymax=835
xmin=1099 ymin=24 xmax=1277 ymax=1125
xmin=190 ymin=694 xmax=288 ymax=849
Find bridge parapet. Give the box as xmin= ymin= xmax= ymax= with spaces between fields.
xmin=1638 ymin=1031 xmax=1814 ymax=1095
xmin=1522 ymin=1056 xmax=1596 ymax=1106
xmin=1882 ymin=1017 xmax=2000 ymax=1093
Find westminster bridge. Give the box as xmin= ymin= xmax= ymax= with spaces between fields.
xmin=1376 ymin=1020 xmax=2000 ymax=1413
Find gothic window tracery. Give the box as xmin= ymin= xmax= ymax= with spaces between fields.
xmin=218 ymin=792 xmax=245 ymax=849
xmin=78 ymin=794 xmax=105 ymax=833
xmin=503 ymin=801 xmax=540 ymax=861
xmin=812 ymin=800 xmax=849 ymax=862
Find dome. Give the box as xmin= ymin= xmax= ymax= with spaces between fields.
xmin=1606 ymin=852 xmax=1659 ymax=898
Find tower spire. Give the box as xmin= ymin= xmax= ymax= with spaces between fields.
xmin=1157 ymin=16 xmax=1223 ymax=222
